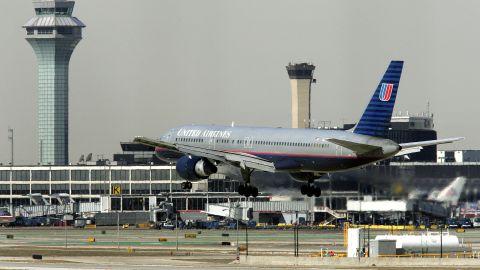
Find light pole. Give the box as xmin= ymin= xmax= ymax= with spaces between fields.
xmin=169 ymin=162 xmax=172 ymax=200
xmin=440 ymin=226 xmax=443 ymax=258
xmin=176 ymin=213 xmax=179 ymax=251
xmin=8 ymin=128 xmax=13 ymax=166
xmin=236 ymin=203 xmax=240 ymax=260
xmin=117 ymin=210 xmax=120 ymax=249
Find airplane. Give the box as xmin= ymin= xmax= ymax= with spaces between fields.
xmin=134 ymin=61 xmax=463 ymax=198
xmin=408 ymin=177 xmax=466 ymax=206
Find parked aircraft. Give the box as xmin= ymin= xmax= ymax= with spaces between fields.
xmin=409 ymin=177 xmax=466 ymax=206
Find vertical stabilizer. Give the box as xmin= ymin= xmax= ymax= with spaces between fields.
xmin=353 ymin=61 xmax=404 ymax=137
xmin=435 ymin=177 xmax=466 ymax=206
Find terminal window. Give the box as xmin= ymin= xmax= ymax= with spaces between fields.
xmin=32 ymin=171 xmax=49 ymax=181
xmin=71 ymin=170 xmax=88 ymax=181
xmin=12 ymin=171 xmax=29 ymax=181
xmin=0 ymin=171 xmax=9 ymax=181
xmin=132 ymin=170 xmax=149 ymax=181
xmin=51 ymin=170 xmax=69 ymax=181
xmin=111 ymin=170 xmax=128 ymax=181
xmin=12 ymin=184 xmax=29 ymax=195
xmin=0 ymin=184 xmax=9 ymax=195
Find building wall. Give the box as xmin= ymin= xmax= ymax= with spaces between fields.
xmin=0 ymin=166 xmax=181 ymax=206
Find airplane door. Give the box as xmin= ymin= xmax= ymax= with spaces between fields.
xmin=244 ymin=137 xmax=253 ymax=149
xmin=208 ymin=137 xmax=216 ymax=150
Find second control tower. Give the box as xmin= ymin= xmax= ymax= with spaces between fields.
xmin=286 ymin=63 xmax=316 ymax=129
xmin=23 ymin=0 xmax=85 ymax=165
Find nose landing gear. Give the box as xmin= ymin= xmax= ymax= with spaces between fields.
xmin=238 ymin=167 xmax=259 ymax=198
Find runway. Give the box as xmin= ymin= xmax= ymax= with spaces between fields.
xmin=0 ymin=227 xmax=479 ymax=269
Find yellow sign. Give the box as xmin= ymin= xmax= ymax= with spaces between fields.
xmin=112 ymin=185 xmax=121 ymax=195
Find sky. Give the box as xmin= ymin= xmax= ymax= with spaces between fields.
xmin=0 ymin=0 xmax=478 ymax=165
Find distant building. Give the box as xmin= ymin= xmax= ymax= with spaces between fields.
xmin=387 ymin=114 xmax=437 ymax=162
xmin=23 ymin=0 xmax=85 ymax=165
xmin=114 ymin=142 xmax=166 ymax=165
xmin=438 ymin=150 xmax=480 ymax=163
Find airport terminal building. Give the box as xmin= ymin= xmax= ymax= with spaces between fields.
xmin=0 ymin=165 xmax=241 ymax=209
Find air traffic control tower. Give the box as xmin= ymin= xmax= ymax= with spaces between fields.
xmin=23 ymin=0 xmax=85 ymax=165
xmin=286 ymin=63 xmax=315 ymax=129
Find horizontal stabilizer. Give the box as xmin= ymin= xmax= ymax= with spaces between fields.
xmin=399 ymin=137 xmax=464 ymax=149
xmin=326 ymin=138 xmax=381 ymax=155
xmin=394 ymin=146 xmax=422 ymax=157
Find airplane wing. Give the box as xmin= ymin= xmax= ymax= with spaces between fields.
xmin=133 ymin=136 xmax=177 ymax=150
xmin=325 ymin=138 xmax=381 ymax=155
xmin=133 ymin=136 xmax=277 ymax=173
xmin=395 ymin=137 xmax=464 ymax=157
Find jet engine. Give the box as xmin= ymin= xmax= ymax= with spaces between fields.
xmin=176 ymin=156 xmax=217 ymax=181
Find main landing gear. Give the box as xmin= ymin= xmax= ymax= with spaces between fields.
xmin=238 ymin=167 xmax=259 ymax=198
xmin=300 ymin=180 xmax=321 ymax=197
xmin=181 ymin=181 xmax=192 ymax=190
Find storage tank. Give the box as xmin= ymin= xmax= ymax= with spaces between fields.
xmin=375 ymin=231 xmax=467 ymax=253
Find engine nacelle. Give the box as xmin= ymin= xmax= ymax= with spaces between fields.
xmin=176 ymin=156 xmax=217 ymax=181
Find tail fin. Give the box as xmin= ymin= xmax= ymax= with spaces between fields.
xmin=353 ymin=61 xmax=404 ymax=137
xmin=435 ymin=177 xmax=466 ymax=205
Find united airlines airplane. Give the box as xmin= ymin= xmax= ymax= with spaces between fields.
xmin=134 ymin=61 xmax=463 ymax=197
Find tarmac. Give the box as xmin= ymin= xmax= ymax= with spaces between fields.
xmin=0 ymin=227 xmax=479 ymax=269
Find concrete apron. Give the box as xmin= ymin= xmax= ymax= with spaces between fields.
xmin=240 ymin=256 xmax=480 ymax=267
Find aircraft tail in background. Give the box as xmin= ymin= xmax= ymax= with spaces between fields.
xmin=429 ymin=177 xmax=466 ymax=206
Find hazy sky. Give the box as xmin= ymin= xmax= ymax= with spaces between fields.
xmin=0 ymin=0 xmax=478 ymax=165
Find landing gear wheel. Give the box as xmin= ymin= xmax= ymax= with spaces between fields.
xmin=300 ymin=185 xmax=308 ymax=195
xmin=187 ymin=182 xmax=192 ymax=189
xmin=237 ymin=184 xmax=259 ymax=198
xmin=238 ymin=184 xmax=245 ymax=196
xmin=251 ymin=186 xmax=258 ymax=198
xmin=244 ymin=186 xmax=251 ymax=198
xmin=306 ymin=188 xmax=314 ymax=197
xmin=239 ymin=167 xmax=260 ymax=198
xmin=301 ymin=181 xmax=321 ymax=197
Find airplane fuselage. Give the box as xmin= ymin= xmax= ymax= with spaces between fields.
xmin=158 ymin=124 xmax=401 ymax=173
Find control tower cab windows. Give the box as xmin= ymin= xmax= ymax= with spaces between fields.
xmin=35 ymin=8 xmax=73 ymax=16
xmin=57 ymin=28 xmax=73 ymax=35
xmin=38 ymin=28 xmax=54 ymax=35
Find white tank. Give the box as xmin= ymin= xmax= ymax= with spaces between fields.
xmin=375 ymin=231 xmax=464 ymax=253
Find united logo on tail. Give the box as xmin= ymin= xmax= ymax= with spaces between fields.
xmin=379 ymin=83 xmax=394 ymax=101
